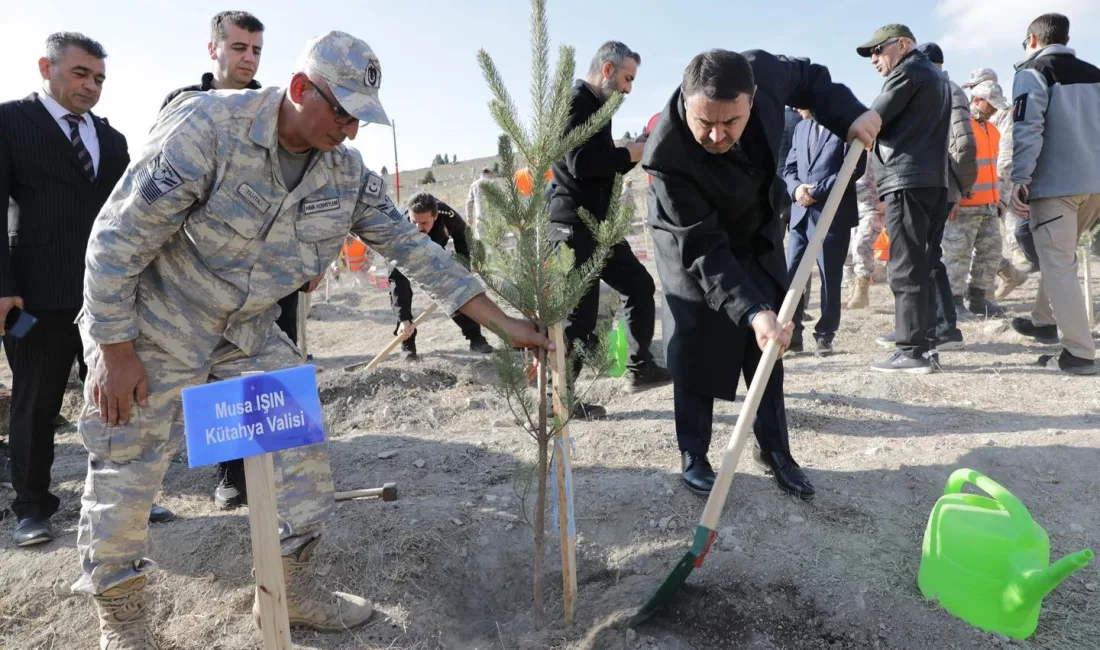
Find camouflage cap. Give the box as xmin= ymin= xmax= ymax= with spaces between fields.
xmin=857 ymin=24 xmax=917 ymax=57
xmin=296 ymin=30 xmax=390 ymax=126
xmin=971 ymin=80 xmax=1009 ymax=110
xmin=960 ymin=67 xmax=998 ymax=89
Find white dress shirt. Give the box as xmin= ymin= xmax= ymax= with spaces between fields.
xmin=37 ymin=91 xmax=100 ymax=175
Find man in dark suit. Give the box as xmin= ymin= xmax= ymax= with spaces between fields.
xmin=783 ymin=108 xmax=866 ymax=356
xmin=643 ymin=49 xmax=880 ymax=500
xmin=391 ymin=192 xmax=494 ymax=359
xmin=0 ymin=32 xmax=173 ymax=546
xmin=549 ymin=41 xmax=669 ymax=420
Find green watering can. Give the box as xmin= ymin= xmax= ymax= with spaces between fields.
xmin=607 ymin=317 xmax=628 ymax=378
xmin=918 ymin=469 xmax=1094 ymax=640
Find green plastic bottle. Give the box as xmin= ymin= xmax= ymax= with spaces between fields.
xmin=918 ymin=469 xmax=1093 ymax=640
xmin=607 ymin=317 xmax=627 ymax=378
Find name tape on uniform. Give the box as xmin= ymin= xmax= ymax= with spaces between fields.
xmin=181 ymin=365 xmax=326 ymax=468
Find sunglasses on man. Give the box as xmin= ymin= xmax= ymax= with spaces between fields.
xmin=870 ymin=38 xmax=899 ymax=56
xmin=306 ymin=78 xmax=358 ymax=127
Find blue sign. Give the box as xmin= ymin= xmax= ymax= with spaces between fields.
xmin=182 ymin=365 xmax=326 ymax=468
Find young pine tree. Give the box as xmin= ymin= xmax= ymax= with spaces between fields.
xmin=468 ymin=0 xmax=635 ymax=627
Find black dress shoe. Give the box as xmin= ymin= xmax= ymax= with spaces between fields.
xmin=573 ymin=402 xmax=607 ymax=421
xmin=14 ymin=517 xmax=54 ymax=547
xmin=214 ymin=463 xmax=248 ymax=510
xmin=681 ymin=451 xmax=716 ymax=496
xmin=752 ymin=448 xmax=815 ymax=501
xmin=469 ymin=338 xmax=494 ymax=354
xmin=628 ymin=362 xmax=672 ymax=392
xmin=149 ymin=504 xmax=177 ymax=524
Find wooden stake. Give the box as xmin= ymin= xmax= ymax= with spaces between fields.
xmin=296 ymin=292 xmax=310 ymax=362
xmin=548 ymin=324 xmax=578 ymax=625
xmin=241 ymin=371 xmax=293 ymax=650
xmin=1083 ymin=245 xmax=1094 ymax=327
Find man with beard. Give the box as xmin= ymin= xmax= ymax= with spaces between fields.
xmin=549 ymin=41 xmax=668 ymax=420
xmin=643 ymin=49 xmax=880 ymax=499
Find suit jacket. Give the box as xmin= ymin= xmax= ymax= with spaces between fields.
xmin=642 ymin=50 xmax=865 ymax=399
xmin=782 ymin=119 xmax=865 ymax=230
xmin=0 ymin=93 xmax=129 ymax=310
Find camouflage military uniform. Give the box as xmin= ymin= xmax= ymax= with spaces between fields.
xmin=847 ymin=159 xmax=885 ymax=279
xmin=942 ymin=203 xmax=1005 ymax=296
xmin=73 ymin=85 xmax=483 ymax=597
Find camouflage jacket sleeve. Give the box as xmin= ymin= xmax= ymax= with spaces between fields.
xmin=351 ymin=171 xmax=484 ymax=315
xmin=83 ymin=98 xmax=218 ymax=344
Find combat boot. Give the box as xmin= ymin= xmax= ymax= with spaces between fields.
xmin=846 ymin=276 xmax=870 ymax=309
xmin=995 ymin=264 xmax=1028 ymax=300
xmin=967 ymin=287 xmax=1007 ymax=318
xmin=254 ymin=538 xmax=374 ymax=633
xmin=93 ymin=576 xmax=158 ymax=650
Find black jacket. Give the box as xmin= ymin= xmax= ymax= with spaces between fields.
xmin=0 ymin=93 xmax=130 ymax=310
xmin=870 ymin=51 xmax=951 ymax=197
xmin=549 ymin=80 xmax=637 ymax=225
xmin=160 ymin=72 xmax=261 ymax=112
xmin=389 ymin=200 xmax=469 ymax=321
xmin=643 ymin=51 xmax=865 ymax=399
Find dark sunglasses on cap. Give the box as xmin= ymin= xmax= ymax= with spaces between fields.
xmin=306 ymin=78 xmax=358 ymax=127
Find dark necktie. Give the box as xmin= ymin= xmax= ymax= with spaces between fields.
xmin=63 ymin=113 xmax=96 ymax=182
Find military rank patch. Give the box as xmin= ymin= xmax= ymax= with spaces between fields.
xmin=364 ymin=172 xmax=383 ymax=198
xmin=384 ymin=204 xmax=404 ymax=222
xmin=136 ymin=153 xmax=183 ymax=204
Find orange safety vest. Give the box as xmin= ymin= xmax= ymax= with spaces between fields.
xmin=960 ymin=118 xmax=1000 ymax=207
xmin=514 ymin=167 xmax=553 ymax=196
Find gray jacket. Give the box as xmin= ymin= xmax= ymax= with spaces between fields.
xmin=1011 ymin=45 xmax=1100 ymax=199
xmin=945 ymin=73 xmax=978 ymax=203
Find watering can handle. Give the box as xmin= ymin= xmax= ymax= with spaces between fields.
xmin=944 ymin=469 xmax=1034 ymax=539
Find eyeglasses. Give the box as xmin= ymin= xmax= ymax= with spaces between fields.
xmin=306 ymin=78 xmax=358 ymax=127
xmin=870 ymin=38 xmax=899 ymax=56
xmin=1022 ymin=35 xmax=1031 ymax=50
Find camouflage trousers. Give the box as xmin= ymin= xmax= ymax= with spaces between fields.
xmin=942 ymin=204 xmax=1010 ymax=296
xmin=71 ymin=330 xmax=333 ymax=596
xmin=846 ymin=207 xmax=885 ymax=279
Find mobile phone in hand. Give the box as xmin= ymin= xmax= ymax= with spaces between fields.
xmin=4 ymin=307 xmax=36 ymax=339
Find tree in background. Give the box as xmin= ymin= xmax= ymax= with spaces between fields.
xmin=380 ymin=165 xmax=388 ymax=176
xmin=421 ymin=170 xmax=436 ymax=184
xmin=466 ymin=0 xmax=634 ymax=627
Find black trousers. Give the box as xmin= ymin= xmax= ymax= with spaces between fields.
xmin=884 ymin=188 xmax=948 ymax=357
xmin=673 ymin=337 xmax=790 ymax=458
xmin=4 ymin=308 xmax=84 ymax=520
xmin=219 ymin=291 xmax=302 ymax=486
xmin=551 ymin=222 xmax=656 ymax=373
xmin=930 ymin=203 xmax=959 ymax=341
xmin=787 ymin=214 xmax=852 ymax=344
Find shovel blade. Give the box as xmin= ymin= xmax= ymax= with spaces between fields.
xmin=629 ymin=525 xmax=716 ymax=627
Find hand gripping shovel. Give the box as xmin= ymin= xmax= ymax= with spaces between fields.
xmin=630 ymin=141 xmax=867 ymax=627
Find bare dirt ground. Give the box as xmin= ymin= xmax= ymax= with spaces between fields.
xmin=1 ymin=202 xmax=1099 ymax=650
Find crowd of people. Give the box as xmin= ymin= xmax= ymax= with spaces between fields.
xmin=0 ymin=8 xmax=1096 ymax=649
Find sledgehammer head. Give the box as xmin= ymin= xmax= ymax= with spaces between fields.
xmin=381 ymin=482 xmax=398 ymax=501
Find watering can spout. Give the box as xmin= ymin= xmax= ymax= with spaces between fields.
xmin=1015 ymin=549 xmax=1094 ymax=608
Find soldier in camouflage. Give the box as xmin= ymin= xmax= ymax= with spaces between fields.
xmin=961 ymin=67 xmax=1035 ymax=299
xmin=73 ymin=31 xmax=549 ymax=650
xmin=941 ymin=80 xmax=1026 ymax=317
xmin=845 ymin=155 xmax=885 ymax=309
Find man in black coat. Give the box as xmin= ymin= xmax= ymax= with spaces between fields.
xmin=643 ymin=49 xmax=880 ymax=500
xmin=857 ymin=25 xmax=952 ymax=374
xmin=391 ymin=192 xmax=494 ymax=359
xmin=549 ymin=41 xmax=669 ymax=418
xmin=0 ymin=33 xmax=160 ymax=545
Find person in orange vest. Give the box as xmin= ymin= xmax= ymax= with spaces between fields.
xmin=941 ymin=80 xmax=1027 ymax=318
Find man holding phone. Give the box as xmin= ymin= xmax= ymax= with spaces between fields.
xmin=0 ymin=32 xmax=137 ymax=546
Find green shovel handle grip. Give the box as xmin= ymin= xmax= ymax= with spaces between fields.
xmin=944 ymin=468 xmax=1034 ymax=539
